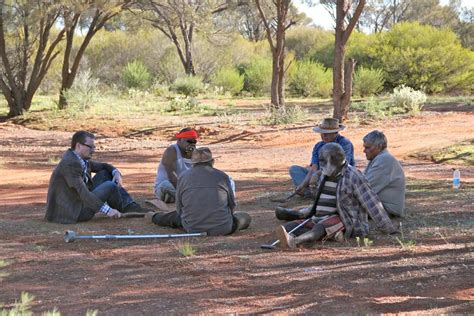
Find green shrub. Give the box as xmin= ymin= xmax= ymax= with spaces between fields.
xmin=243 ymin=58 xmax=272 ymax=95
xmin=262 ymin=105 xmax=307 ymax=125
xmin=287 ymin=27 xmax=334 ymax=61
xmin=351 ymin=97 xmax=392 ymax=120
xmin=165 ymin=96 xmax=200 ymax=113
xmin=171 ymin=76 xmax=205 ymax=97
xmin=63 ymin=69 xmax=101 ymax=111
xmin=211 ymin=67 xmax=244 ymax=95
xmin=353 ymin=67 xmax=385 ymax=97
xmin=122 ymin=60 xmax=152 ymax=90
xmin=151 ymin=81 xmax=170 ymax=97
xmin=374 ymin=22 xmax=474 ymax=93
xmin=288 ymin=60 xmax=333 ymax=97
xmin=390 ymin=85 xmax=427 ymax=115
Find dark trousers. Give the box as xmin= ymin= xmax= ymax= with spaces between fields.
xmin=78 ymin=170 xmax=134 ymax=222
xmin=152 ymin=211 xmax=249 ymax=235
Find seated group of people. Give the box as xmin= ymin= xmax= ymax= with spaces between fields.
xmin=45 ymin=117 xmax=406 ymax=248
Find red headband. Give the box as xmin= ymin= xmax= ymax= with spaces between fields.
xmin=176 ymin=130 xmax=198 ymax=139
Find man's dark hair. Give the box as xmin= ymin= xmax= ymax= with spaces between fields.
xmin=179 ymin=127 xmax=194 ymax=133
xmin=71 ymin=131 xmax=95 ymax=149
xmin=363 ymin=130 xmax=387 ymax=150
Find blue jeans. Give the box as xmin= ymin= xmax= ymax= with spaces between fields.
xmin=154 ymin=180 xmax=176 ymax=201
xmin=78 ymin=170 xmax=134 ymax=221
xmin=289 ymin=165 xmax=312 ymax=197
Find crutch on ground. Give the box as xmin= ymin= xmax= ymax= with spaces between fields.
xmin=64 ymin=230 xmax=207 ymax=243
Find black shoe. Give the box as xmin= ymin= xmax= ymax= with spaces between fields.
xmin=163 ymin=193 xmax=175 ymax=204
xmin=275 ymin=207 xmax=305 ymax=221
xmin=123 ymin=202 xmax=151 ymax=213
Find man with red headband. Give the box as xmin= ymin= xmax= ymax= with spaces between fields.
xmin=154 ymin=127 xmax=198 ymax=203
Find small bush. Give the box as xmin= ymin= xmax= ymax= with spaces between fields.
xmin=211 ymin=67 xmax=244 ymax=96
xmin=288 ymin=60 xmax=333 ymax=98
xmin=352 ymin=97 xmax=392 ymax=120
xmin=353 ymin=67 xmax=385 ymax=97
xmin=243 ymin=58 xmax=272 ymax=95
xmin=151 ymin=81 xmax=170 ymax=97
xmin=171 ymin=76 xmax=205 ymax=97
xmin=390 ymin=85 xmax=427 ymax=115
xmin=127 ymin=88 xmax=151 ymax=107
xmin=262 ymin=105 xmax=307 ymax=125
xmin=63 ymin=69 xmax=101 ymax=111
xmin=122 ymin=60 xmax=152 ymax=90
xmin=178 ymin=241 xmax=196 ymax=257
xmin=165 ymin=96 xmax=201 ymax=113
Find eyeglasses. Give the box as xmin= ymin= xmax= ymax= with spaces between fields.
xmin=80 ymin=143 xmax=96 ymax=150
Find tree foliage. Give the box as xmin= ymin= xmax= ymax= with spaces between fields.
xmin=288 ymin=60 xmax=332 ymax=97
xmin=374 ymin=22 xmax=474 ymax=93
xmin=58 ymin=0 xmax=131 ymax=108
xmin=0 ymin=1 xmax=64 ymax=117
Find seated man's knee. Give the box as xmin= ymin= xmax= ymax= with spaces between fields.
xmin=155 ymin=182 xmax=176 ymax=203
xmin=289 ymin=165 xmax=302 ymax=175
xmin=93 ymin=169 xmax=113 ymax=183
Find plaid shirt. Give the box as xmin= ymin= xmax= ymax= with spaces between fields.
xmin=330 ymin=164 xmax=396 ymax=238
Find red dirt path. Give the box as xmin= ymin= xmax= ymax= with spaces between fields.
xmin=0 ymin=110 xmax=472 ymax=314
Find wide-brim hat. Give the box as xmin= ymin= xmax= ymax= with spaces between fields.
xmin=312 ymin=118 xmax=345 ymax=134
xmin=191 ymin=147 xmax=216 ymax=164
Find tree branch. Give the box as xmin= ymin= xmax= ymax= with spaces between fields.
xmin=255 ymin=0 xmax=275 ymax=51
xmin=342 ymin=0 xmax=366 ymax=45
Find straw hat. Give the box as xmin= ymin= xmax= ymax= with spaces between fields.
xmin=312 ymin=118 xmax=345 ymax=134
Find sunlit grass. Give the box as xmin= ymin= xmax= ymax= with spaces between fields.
xmin=431 ymin=141 xmax=474 ymax=165
xmin=177 ymin=241 xmax=196 ymax=257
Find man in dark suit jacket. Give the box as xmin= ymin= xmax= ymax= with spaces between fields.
xmin=45 ymin=131 xmax=147 ymax=224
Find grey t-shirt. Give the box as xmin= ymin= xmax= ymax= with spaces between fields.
xmin=176 ymin=164 xmax=236 ymax=236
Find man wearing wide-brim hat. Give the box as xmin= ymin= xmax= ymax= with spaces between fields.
xmin=148 ymin=147 xmax=251 ymax=236
xmin=285 ymin=118 xmax=355 ymax=207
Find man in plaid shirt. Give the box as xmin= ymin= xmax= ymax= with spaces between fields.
xmin=277 ymin=143 xmax=397 ymax=248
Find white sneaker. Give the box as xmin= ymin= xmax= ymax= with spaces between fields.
xmin=276 ymin=225 xmax=296 ymax=249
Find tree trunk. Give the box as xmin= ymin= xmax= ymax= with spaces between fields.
xmin=341 ymin=58 xmax=356 ymax=120
xmin=332 ymin=0 xmax=366 ymax=122
xmin=256 ymin=0 xmax=290 ymax=109
xmin=332 ymin=30 xmax=345 ymax=121
xmin=2 ymin=88 xmax=31 ymax=117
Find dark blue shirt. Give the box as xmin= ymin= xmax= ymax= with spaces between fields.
xmin=311 ymin=134 xmax=355 ymax=168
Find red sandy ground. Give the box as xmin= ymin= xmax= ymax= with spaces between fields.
xmin=0 ymin=109 xmax=473 ymax=314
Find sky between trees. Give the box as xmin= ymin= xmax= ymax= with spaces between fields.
xmin=295 ymin=0 xmax=474 ymax=30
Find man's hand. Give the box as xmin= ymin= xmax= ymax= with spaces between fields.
xmin=107 ymin=208 xmax=122 ymax=218
xmin=112 ymin=172 xmax=123 ymax=187
xmin=295 ymin=183 xmax=307 ymax=195
xmin=309 ymin=170 xmax=322 ymax=185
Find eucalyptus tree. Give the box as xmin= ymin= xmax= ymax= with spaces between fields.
xmin=58 ymin=0 xmax=132 ymax=108
xmin=0 ymin=0 xmax=64 ymax=117
xmin=136 ymin=0 xmax=241 ymax=76
xmin=321 ymin=0 xmax=366 ymax=121
xmin=254 ymin=0 xmax=306 ymax=108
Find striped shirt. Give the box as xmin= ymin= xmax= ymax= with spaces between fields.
xmin=313 ymin=177 xmax=338 ymax=218
xmin=335 ymin=165 xmax=396 ymax=237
